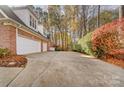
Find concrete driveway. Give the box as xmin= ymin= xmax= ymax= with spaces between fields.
xmin=0 ymin=51 xmax=124 ymax=87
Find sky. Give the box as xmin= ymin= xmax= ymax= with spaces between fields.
xmin=9 ymin=5 xmax=119 ymax=12
xmin=35 ymin=5 xmax=48 ymax=11
xmin=36 ymin=5 xmax=119 ymax=12
xmin=9 ymin=5 xmax=48 ymax=11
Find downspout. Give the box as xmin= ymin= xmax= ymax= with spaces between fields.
xmin=16 ymin=25 xmax=22 ymax=55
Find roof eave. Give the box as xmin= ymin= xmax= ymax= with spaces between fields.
xmin=0 ymin=18 xmax=49 ymax=42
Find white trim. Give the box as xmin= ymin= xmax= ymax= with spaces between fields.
xmin=1 ymin=18 xmax=49 ymax=42
xmin=18 ymin=34 xmax=41 ymax=42
xmin=15 ymin=25 xmax=21 ymax=54
xmin=0 ymin=9 xmax=9 ymax=18
xmin=16 ymin=27 xmax=18 ymax=53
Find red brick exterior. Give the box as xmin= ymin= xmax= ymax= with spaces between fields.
xmin=0 ymin=24 xmax=50 ymax=54
xmin=0 ymin=25 xmax=16 ymax=54
xmin=18 ymin=29 xmax=41 ymax=41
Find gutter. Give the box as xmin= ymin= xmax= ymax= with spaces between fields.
xmin=0 ymin=18 xmax=49 ymax=42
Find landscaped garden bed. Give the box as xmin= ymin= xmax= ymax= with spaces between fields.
xmin=0 ymin=48 xmax=27 ymax=67
xmin=77 ymin=18 xmax=124 ymax=68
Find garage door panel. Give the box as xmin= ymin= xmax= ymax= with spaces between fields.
xmin=17 ymin=36 xmax=41 ymax=54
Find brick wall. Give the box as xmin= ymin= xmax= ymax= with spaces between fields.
xmin=18 ymin=29 xmax=41 ymax=41
xmin=0 ymin=25 xmax=16 ymax=54
xmin=0 ymin=24 xmax=50 ymax=54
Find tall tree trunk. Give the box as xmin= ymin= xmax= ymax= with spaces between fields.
xmin=119 ymin=5 xmax=124 ymax=48
xmin=54 ymin=30 xmax=57 ymax=46
xmin=60 ymin=32 xmax=64 ymax=50
xmin=82 ymin=6 xmax=87 ymax=36
xmin=97 ymin=5 xmax=100 ymax=28
xmin=65 ymin=32 xmax=68 ymax=50
xmin=119 ymin=5 xmax=124 ymax=18
xmin=79 ymin=22 xmax=83 ymax=38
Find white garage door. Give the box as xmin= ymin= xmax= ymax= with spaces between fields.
xmin=43 ymin=42 xmax=47 ymax=52
xmin=17 ymin=35 xmax=41 ymax=54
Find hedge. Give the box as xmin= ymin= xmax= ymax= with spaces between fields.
xmin=78 ymin=32 xmax=94 ymax=55
xmin=78 ymin=18 xmax=124 ymax=58
xmin=91 ymin=19 xmax=121 ymax=58
xmin=0 ymin=48 xmax=11 ymax=58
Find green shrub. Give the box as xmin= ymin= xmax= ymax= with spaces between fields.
xmin=55 ymin=46 xmax=61 ymax=51
xmin=78 ymin=32 xmax=94 ymax=55
xmin=0 ymin=48 xmax=11 ymax=58
xmin=72 ymin=44 xmax=82 ymax=52
xmin=93 ymin=47 xmax=105 ymax=58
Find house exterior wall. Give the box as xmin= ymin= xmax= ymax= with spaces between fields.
xmin=42 ymin=42 xmax=47 ymax=52
xmin=0 ymin=25 xmax=16 ymax=54
xmin=13 ymin=9 xmax=29 ymax=27
xmin=0 ymin=24 xmax=49 ymax=54
xmin=13 ymin=9 xmax=38 ymax=31
xmin=18 ymin=29 xmax=41 ymax=41
xmin=37 ymin=24 xmax=44 ymax=35
xmin=37 ymin=24 xmax=49 ymax=38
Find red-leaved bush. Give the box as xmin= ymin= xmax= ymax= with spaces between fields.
xmin=91 ymin=18 xmax=124 ymax=57
xmin=91 ymin=18 xmax=124 ymax=68
xmin=109 ymin=49 xmax=124 ymax=55
xmin=103 ymin=55 xmax=124 ymax=68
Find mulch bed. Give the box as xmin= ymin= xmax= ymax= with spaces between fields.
xmin=0 ymin=55 xmax=27 ymax=67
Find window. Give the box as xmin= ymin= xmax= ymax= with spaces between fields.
xmin=35 ymin=20 xmax=36 ymax=29
xmin=32 ymin=18 xmax=34 ymax=28
xmin=31 ymin=17 xmax=33 ymax=27
xmin=29 ymin=15 xmax=37 ymax=29
xmin=30 ymin=15 xmax=32 ymax=26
